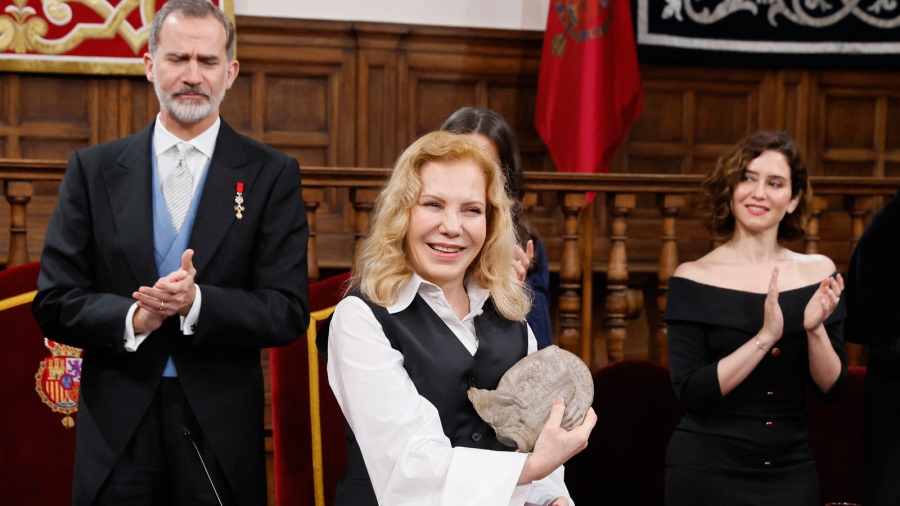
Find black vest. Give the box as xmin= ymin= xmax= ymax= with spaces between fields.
xmin=333 ymin=291 xmax=528 ymax=506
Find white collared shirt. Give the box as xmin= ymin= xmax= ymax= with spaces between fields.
xmin=153 ymin=115 xmax=220 ymax=198
xmin=326 ymin=273 xmax=571 ymax=506
xmin=122 ymin=115 xmax=219 ymax=351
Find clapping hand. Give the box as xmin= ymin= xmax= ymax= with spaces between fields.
xmin=804 ymin=273 xmax=843 ymax=331
xmin=132 ymin=249 xmax=197 ymax=333
xmin=757 ymin=267 xmax=785 ymax=348
xmin=511 ymin=240 xmax=535 ymax=282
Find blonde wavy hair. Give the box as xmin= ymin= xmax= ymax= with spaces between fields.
xmin=347 ymin=131 xmax=531 ymax=321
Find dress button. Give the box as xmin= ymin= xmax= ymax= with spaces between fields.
xmin=472 ymin=433 xmax=482 ymax=442
xmin=765 ymin=421 xmax=774 ymax=428
xmin=766 ymin=391 xmax=775 ymax=398
xmin=763 ymin=461 xmax=772 ymax=468
xmin=770 ymin=347 xmax=781 ymax=357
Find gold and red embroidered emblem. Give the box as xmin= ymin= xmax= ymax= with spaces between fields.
xmin=552 ymin=0 xmax=615 ymax=55
xmin=34 ymin=338 xmax=82 ymax=428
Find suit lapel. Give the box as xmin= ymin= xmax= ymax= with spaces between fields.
xmin=105 ymin=125 xmax=159 ymax=284
xmin=189 ymin=121 xmax=260 ymax=277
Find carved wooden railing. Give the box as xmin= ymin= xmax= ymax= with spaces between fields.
xmin=4 ymin=159 xmax=899 ymax=368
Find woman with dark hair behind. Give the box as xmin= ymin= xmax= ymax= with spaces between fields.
xmin=441 ymin=106 xmax=554 ymax=349
xmin=663 ymin=131 xmax=847 ymax=505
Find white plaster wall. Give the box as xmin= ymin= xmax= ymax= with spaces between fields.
xmin=231 ymin=0 xmax=551 ymax=31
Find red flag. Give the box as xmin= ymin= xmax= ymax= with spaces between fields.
xmin=535 ymin=0 xmax=643 ymax=175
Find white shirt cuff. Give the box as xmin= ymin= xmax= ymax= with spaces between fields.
xmin=123 ymin=285 xmax=202 ymax=351
xmin=181 ymin=285 xmax=201 ymax=334
xmin=442 ymin=446 xmax=530 ymax=505
xmin=124 ymin=303 xmax=151 ymax=352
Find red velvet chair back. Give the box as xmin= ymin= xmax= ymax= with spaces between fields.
xmin=564 ymin=360 xmax=683 ymax=506
xmin=0 ymin=262 xmax=77 ymax=504
xmin=807 ymin=365 xmax=866 ymax=504
xmin=270 ymin=272 xmax=351 ymax=506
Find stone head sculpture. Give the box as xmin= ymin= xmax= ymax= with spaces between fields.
xmin=467 ymin=345 xmax=593 ymax=452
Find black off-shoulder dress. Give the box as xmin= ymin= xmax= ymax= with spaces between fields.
xmin=664 ymin=277 xmax=848 ymax=506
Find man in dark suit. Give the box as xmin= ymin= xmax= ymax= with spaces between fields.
xmin=31 ymin=1 xmax=309 ymax=504
xmin=846 ymin=189 xmax=900 ymax=506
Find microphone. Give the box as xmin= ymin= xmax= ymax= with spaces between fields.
xmin=183 ymin=428 xmax=224 ymax=506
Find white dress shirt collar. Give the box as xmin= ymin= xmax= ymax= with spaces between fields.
xmin=152 ymin=114 xmax=221 ymax=159
xmin=388 ymin=272 xmax=491 ymax=318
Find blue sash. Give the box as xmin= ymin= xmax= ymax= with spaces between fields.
xmin=151 ymin=146 xmax=211 ymax=376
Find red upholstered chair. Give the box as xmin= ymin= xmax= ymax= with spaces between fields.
xmin=564 ymin=359 xmax=684 ymax=506
xmin=807 ymin=365 xmax=866 ymax=505
xmin=270 ymin=271 xmax=351 ymax=506
xmin=0 ymin=262 xmax=77 ymax=504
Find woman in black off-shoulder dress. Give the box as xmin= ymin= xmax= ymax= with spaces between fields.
xmin=664 ymin=131 xmax=848 ymax=506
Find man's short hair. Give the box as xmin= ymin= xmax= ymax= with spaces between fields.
xmin=148 ymin=0 xmax=235 ymax=61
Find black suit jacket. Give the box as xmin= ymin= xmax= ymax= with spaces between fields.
xmin=32 ymin=120 xmax=310 ymax=505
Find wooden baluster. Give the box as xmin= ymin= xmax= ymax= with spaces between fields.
xmin=4 ymin=180 xmax=33 ymax=268
xmin=804 ymin=196 xmax=828 ymax=254
xmin=302 ymin=187 xmax=324 ymax=282
xmin=521 ymin=191 xmax=537 ymax=214
xmin=605 ymin=194 xmax=636 ymax=363
xmin=843 ymin=195 xmax=875 ymax=366
xmin=657 ymin=194 xmax=684 ymax=367
xmin=845 ymin=195 xmax=874 ymax=256
xmin=557 ymin=191 xmax=585 ymax=356
xmin=351 ymin=188 xmax=379 ymax=253
xmin=581 ymin=203 xmax=594 ymax=367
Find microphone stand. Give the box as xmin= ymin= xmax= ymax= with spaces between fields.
xmin=183 ymin=428 xmax=225 ymax=506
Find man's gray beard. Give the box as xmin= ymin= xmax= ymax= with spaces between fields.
xmin=153 ymin=78 xmax=225 ymax=124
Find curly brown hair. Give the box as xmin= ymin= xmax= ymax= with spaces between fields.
xmin=702 ymin=130 xmax=811 ymax=241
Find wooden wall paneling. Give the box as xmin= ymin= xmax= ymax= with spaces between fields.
xmin=692 ymin=82 xmax=761 ymax=156
xmin=356 ymin=25 xmax=404 ymax=168
xmin=630 ymin=69 xmax=695 ymax=176
xmin=219 ymin=73 xmax=255 ymax=133
xmin=408 ymin=68 xmax=478 ymax=138
xmin=0 ymin=74 xmax=17 ymax=158
xmin=10 ymin=74 xmax=21 ymax=157
xmin=116 ymin=80 xmax=133 ymax=141
xmin=814 ymin=71 xmax=900 ymax=179
xmin=261 ymin=68 xmax=336 ymax=165
xmin=3 ymin=16 xmax=900 ymax=287
xmin=774 ymin=71 xmax=810 ymax=154
xmin=486 ymin=80 xmax=541 ymax=153
xmin=874 ymin=95 xmax=889 ymax=179
xmin=95 ymin=80 xmax=113 ymax=145
xmin=821 ymin=90 xmax=879 ymax=177
xmin=887 ymin=96 xmax=900 ymax=178
xmin=400 ymin=25 xmax=542 ymax=141
xmin=235 ymin=16 xmax=357 ymax=168
xmin=16 ymin=73 xmax=92 ymax=161
xmin=137 ymin=79 xmax=159 ymax=134
xmin=234 ymin=17 xmax=361 ymax=263
xmin=227 ymin=60 xmax=356 ymax=168
xmin=87 ymin=79 xmax=98 ymax=145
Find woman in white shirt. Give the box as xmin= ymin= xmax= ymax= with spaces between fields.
xmin=325 ymin=131 xmax=597 ymax=506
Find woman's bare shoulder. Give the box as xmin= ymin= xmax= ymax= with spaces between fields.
xmin=790 ymin=252 xmax=838 ymax=283
xmin=673 ymin=255 xmax=719 ymax=283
